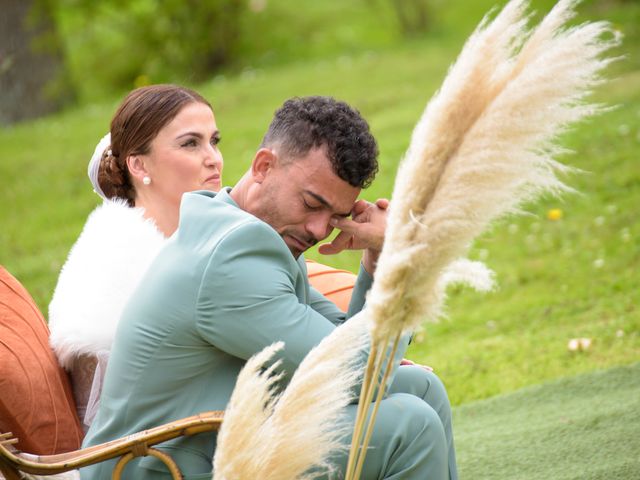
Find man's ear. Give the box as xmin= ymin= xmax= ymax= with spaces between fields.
xmin=126 ymin=155 xmax=148 ymax=183
xmin=251 ymin=148 xmax=277 ymax=184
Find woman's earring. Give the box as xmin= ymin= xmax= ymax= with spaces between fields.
xmin=143 ymin=176 xmax=151 ymax=185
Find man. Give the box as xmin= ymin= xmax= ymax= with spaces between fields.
xmin=81 ymin=96 xmax=456 ymax=479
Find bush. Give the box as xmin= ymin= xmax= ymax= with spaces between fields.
xmin=53 ymin=0 xmax=245 ymax=98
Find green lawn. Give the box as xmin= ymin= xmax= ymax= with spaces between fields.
xmin=454 ymin=362 xmax=640 ymax=479
xmin=1 ymin=0 xmax=638 ymax=410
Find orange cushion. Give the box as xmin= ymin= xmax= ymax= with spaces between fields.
xmin=0 ymin=266 xmax=84 ymax=454
xmin=306 ymin=260 xmax=356 ymax=312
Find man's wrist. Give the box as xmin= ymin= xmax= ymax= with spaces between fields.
xmin=362 ymin=249 xmax=380 ymax=275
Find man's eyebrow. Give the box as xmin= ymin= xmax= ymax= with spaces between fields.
xmin=304 ymin=190 xmax=351 ymax=217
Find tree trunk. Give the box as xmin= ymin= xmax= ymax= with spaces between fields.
xmin=0 ymin=0 xmax=74 ymax=125
xmin=390 ymin=0 xmax=429 ymax=37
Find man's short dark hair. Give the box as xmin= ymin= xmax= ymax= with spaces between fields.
xmin=260 ymin=96 xmax=379 ymax=188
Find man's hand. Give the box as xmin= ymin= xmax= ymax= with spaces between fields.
xmin=318 ymin=198 xmax=389 ymax=274
xmin=400 ymin=358 xmax=434 ymax=372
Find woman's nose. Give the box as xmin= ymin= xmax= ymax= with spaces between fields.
xmin=205 ymin=144 xmax=223 ymax=168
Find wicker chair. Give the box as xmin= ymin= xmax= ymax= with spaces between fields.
xmin=0 ymin=411 xmax=223 ymax=480
xmin=0 ymin=266 xmax=223 ymax=479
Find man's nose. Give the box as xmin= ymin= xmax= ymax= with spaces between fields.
xmin=305 ymin=214 xmax=333 ymax=242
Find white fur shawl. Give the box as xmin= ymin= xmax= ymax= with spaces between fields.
xmin=49 ymin=199 xmax=166 ymax=369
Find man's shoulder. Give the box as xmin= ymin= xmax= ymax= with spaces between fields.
xmin=178 ymin=191 xmax=251 ymax=236
xmin=178 ymin=190 xmax=289 ymax=258
xmin=179 ymin=194 xmax=304 ymax=302
xmin=180 ymin=189 xmax=247 ymax=226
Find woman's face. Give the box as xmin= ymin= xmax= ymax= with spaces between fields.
xmin=139 ymin=102 xmax=223 ymax=209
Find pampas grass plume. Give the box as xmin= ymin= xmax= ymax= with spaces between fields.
xmin=213 ymin=315 xmax=369 ymax=479
xmin=366 ymin=0 xmax=620 ymax=343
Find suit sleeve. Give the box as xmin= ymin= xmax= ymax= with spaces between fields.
xmin=306 ymin=286 xmax=346 ymax=325
xmin=306 ymin=263 xmax=373 ymax=325
xmin=195 ymin=221 xmax=342 ymax=382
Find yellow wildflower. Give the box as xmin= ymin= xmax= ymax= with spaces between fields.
xmin=547 ymin=208 xmax=563 ymax=221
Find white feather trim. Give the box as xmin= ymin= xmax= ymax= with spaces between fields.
xmin=21 ymin=470 xmax=80 ymax=480
xmin=48 ymin=199 xmax=166 ymax=369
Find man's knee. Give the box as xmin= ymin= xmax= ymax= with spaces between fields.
xmin=390 ymin=366 xmax=451 ymax=407
xmin=377 ymin=392 xmax=446 ymax=444
xmin=327 ymin=394 xmax=448 ymax=480
xmin=364 ymin=393 xmax=448 ymax=479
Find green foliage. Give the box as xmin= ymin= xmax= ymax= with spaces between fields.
xmin=233 ymin=0 xmax=400 ymax=70
xmin=388 ymin=0 xmax=431 ymax=36
xmin=49 ymin=0 xmax=422 ymax=100
xmin=42 ymin=0 xmax=640 ymax=100
xmin=52 ymin=0 xmax=246 ymax=98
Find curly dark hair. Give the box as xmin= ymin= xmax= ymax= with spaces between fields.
xmin=260 ymin=96 xmax=379 ymax=188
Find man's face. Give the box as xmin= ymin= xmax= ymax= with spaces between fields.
xmin=250 ymin=147 xmax=361 ymax=258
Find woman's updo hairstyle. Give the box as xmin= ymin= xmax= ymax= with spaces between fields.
xmin=98 ymin=84 xmax=212 ymax=206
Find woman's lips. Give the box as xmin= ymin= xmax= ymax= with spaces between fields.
xmin=204 ymin=174 xmax=221 ymax=186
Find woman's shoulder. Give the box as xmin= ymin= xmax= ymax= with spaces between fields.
xmin=84 ymin=199 xmax=165 ymax=241
xmin=53 ymin=200 xmax=166 ymax=279
xmin=48 ymin=200 xmax=167 ymax=367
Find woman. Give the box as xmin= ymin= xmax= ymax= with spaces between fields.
xmin=48 ymin=84 xmax=224 ymax=428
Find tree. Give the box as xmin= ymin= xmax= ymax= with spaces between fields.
xmin=390 ymin=0 xmax=429 ymax=36
xmin=0 ymin=0 xmax=74 ymax=125
xmin=366 ymin=0 xmax=430 ymax=37
xmin=53 ymin=0 xmax=247 ymax=95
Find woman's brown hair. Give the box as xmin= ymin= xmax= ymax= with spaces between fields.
xmin=98 ymin=84 xmax=212 ymax=205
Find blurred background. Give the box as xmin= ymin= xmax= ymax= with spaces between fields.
xmin=1 ymin=0 xmax=638 ymax=476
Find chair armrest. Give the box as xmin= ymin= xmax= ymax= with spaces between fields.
xmin=0 ymin=410 xmax=223 ymax=477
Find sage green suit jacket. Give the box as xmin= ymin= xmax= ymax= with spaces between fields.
xmin=80 ymin=188 xmax=379 ymax=479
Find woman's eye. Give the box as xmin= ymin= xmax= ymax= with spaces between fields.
xmin=182 ymin=139 xmax=197 ymax=147
xmin=211 ymin=135 xmax=221 ymax=146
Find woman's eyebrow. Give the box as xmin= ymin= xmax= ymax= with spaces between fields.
xmin=176 ymin=131 xmax=203 ymax=139
xmin=176 ymin=130 xmax=220 ymax=140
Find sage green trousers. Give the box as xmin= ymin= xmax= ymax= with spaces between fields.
xmin=324 ymin=364 xmax=458 ymax=480
xmin=131 ymin=365 xmax=457 ymax=479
